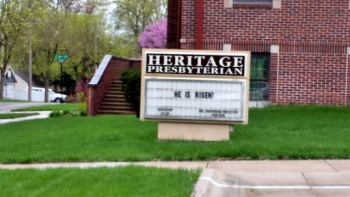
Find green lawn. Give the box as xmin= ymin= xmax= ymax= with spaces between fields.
xmin=0 ymin=99 xmax=28 ymax=102
xmin=0 ymin=166 xmax=200 ymax=197
xmin=12 ymin=103 xmax=80 ymax=112
xmin=1 ymin=105 xmax=350 ymax=163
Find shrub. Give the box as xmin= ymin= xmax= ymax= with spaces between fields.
xmin=79 ymin=110 xmax=87 ymax=116
xmin=66 ymin=95 xmax=76 ymax=103
xmin=49 ymin=110 xmax=80 ymax=118
xmin=75 ymin=77 xmax=90 ymax=102
xmin=119 ymin=68 xmax=141 ymax=117
xmin=49 ymin=111 xmax=62 ymax=118
xmin=79 ymin=102 xmax=87 ymax=116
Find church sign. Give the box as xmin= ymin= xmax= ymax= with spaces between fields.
xmin=146 ymin=53 xmax=246 ymax=76
xmin=140 ymin=49 xmax=250 ymax=125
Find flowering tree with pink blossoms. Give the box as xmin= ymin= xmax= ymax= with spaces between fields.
xmin=138 ymin=18 xmax=167 ymax=48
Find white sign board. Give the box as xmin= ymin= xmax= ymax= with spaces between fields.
xmin=140 ymin=49 xmax=250 ymax=125
xmin=144 ymin=78 xmax=246 ymax=122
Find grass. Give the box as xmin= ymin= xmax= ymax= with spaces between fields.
xmin=12 ymin=103 xmax=80 ymax=112
xmin=0 ymin=99 xmax=28 ymax=102
xmin=1 ymin=105 xmax=350 ymax=163
xmin=0 ymin=166 xmax=200 ymax=197
xmin=0 ymin=113 xmax=39 ymax=119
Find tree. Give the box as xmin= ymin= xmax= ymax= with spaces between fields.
xmin=138 ymin=18 xmax=167 ymax=49
xmin=0 ymin=0 xmax=33 ymax=99
xmin=113 ymin=0 xmax=167 ymax=57
xmin=30 ymin=8 xmax=66 ymax=102
xmin=1 ymin=0 xmax=142 ymax=101
xmin=62 ymin=13 xmax=105 ymax=95
xmin=42 ymin=0 xmax=108 ymax=14
xmin=114 ymin=0 xmax=166 ymax=36
xmin=19 ymin=1 xmax=109 ymax=101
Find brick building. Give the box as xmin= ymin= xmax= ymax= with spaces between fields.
xmin=167 ymin=0 xmax=350 ymax=105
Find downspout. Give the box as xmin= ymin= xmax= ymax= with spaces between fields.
xmin=196 ymin=0 xmax=204 ymax=49
xmin=176 ymin=0 xmax=182 ymax=49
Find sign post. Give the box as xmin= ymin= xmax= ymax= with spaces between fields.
xmin=54 ymin=54 xmax=69 ymax=102
xmin=140 ymin=49 xmax=250 ymax=141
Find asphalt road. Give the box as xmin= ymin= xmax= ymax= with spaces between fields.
xmin=0 ymin=102 xmax=53 ymax=112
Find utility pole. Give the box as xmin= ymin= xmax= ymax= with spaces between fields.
xmin=28 ymin=30 xmax=32 ymax=102
xmin=60 ymin=60 xmax=63 ymax=101
xmin=28 ymin=1 xmax=33 ymax=102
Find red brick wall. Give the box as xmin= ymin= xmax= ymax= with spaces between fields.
xmin=271 ymin=53 xmax=347 ymax=105
xmin=179 ymin=0 xmax=350 ymax=43
xmin=87 ymin=56 xmax=141 ymax=116
xmin=167 ymin=0 xmax=350 ymax=105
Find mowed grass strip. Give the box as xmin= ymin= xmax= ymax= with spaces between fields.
xmin=0 ymin=105 xmax=350 ymax=163
xmin=0 ymin=99 xmax=27 ymax=102
xmin=0 ymin=113 xmax=39 ymax=119
xmin=0 ymin=166 xmax=200 ymax=197
xmin=12 ymin=103 xmax=79 ymax=112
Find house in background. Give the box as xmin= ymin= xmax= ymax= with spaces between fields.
xmin=1 ymin=66 xmax=28 ymax=89
xmin=1 ymin=66 xmax=45 ymax=101
xmin=167 ymin=0 xmax=350 ymax=105
xmin=0 ymin=66 xmax=29 ymax=100
xmin=13 ymin=68 xmax=44 ymax=88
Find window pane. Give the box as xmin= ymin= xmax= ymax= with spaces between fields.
xmin=250 ymin=53 xmax=270 ymax=101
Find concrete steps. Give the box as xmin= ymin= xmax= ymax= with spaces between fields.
xmin=97 ymin=81 xmax=135 ymax=115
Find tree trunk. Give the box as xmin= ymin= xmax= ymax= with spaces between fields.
xmin=0 ymin=70 xmax=5 ymax=100
xmin=74 ymin=66 xmax=79 ymax=102
xmin=44 ymin=78 xmax=49 ymax=102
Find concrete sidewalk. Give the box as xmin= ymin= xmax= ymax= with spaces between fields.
xmin=193 ymin=160 xmax=350 ymax=197
xmin=0 ymin=111 xmax=51 ymax=124
xmin=0 ymin=102 xmax=53 ymax=124
xmin=0 ymin=102 xmax=52 ymax=112
xmin=1 ymin=160 xmax=350 ymax=196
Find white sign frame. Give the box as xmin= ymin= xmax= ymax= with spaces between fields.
xmin=143 ymin=78 xmax=246 ymax=122
xmin=140 ymin=49 xmax=250 ymax=125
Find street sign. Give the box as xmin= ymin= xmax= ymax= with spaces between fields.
xmin=54 ymin=54 xmax=69 ymax=63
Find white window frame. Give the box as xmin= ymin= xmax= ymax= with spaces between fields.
xmin=225 ymin=0 xmax=281 ymax=9
xmin=233 ymin=0 xmax=272 ymax=5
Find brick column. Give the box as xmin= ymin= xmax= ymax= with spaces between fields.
xmin=346 ymin=47 xmax=350 ymax=105
xmin=269 ymin=45 xmax=280 ymax=104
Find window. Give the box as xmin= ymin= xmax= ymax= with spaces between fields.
xmin=250 ymin=53 xmax=270 ymax=101
xmin=6 ymin=71 xmax=11 ymax=78
xmin=234 ymin=0 xmax=272 ymax=4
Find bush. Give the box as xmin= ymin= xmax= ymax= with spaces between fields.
xmin=79 ymin=102 xmax=87 ymax=116
xmin=66 ymin=95 xmax=76 ymax=103
xmin=49 ymin=111 xmax=62 ymax=118
xmin=79 ymin=110 xmax=87 ymax=116
xmin=49 ymin=102 xmax=87 ymax=118
xmin=49 ymin=110 xmax=79 ymax=118
xmin=119 ymin=68 xmax=141 ymax=116
xmin=75 ymin=77 xmax=90 ymax=102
